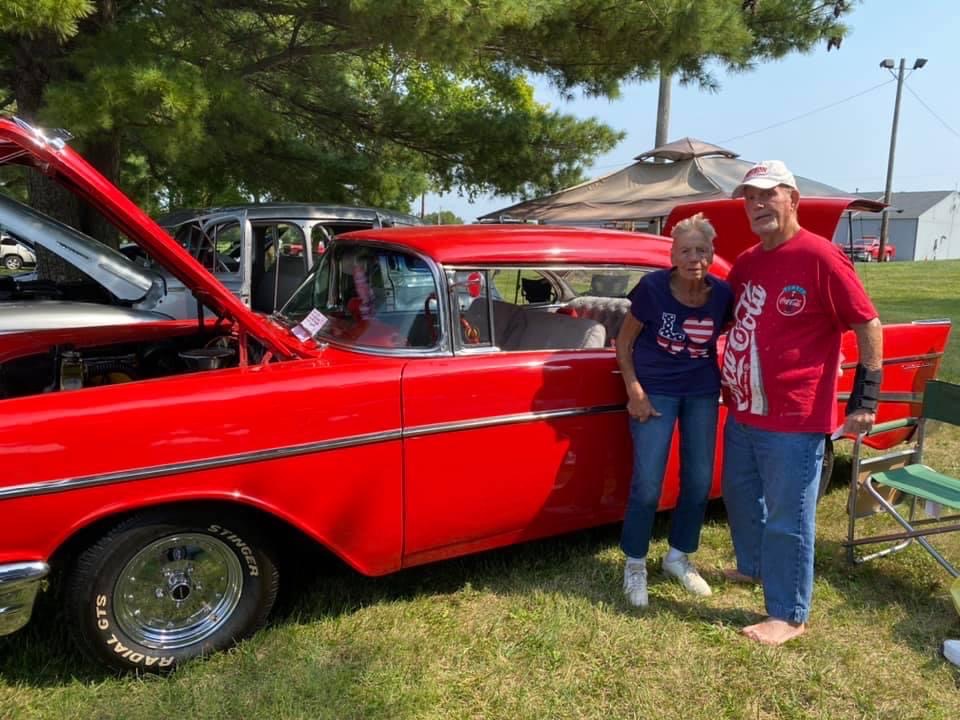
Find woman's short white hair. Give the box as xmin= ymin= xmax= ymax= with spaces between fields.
xmin=671 ymin=212 xmax=716 ymax=244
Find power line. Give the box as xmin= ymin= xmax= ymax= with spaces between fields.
xmin=588 ymin=79 xmax=898 ymax=171
xmin=904 ymin=82 xmax=960 ymax=142
xmin=718 ymin=79 xmax=895 ymax=144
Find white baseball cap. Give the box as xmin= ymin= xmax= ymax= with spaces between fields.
xmin=732 ymin=160 xmax=798 ymax=198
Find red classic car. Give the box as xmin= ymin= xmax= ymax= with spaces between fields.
xmin=0 ymin=117 xmax=951 ymax=672
xmin=838 ymin=235 xmax=896 ymax=262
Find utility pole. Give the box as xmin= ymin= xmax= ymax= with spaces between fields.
xmin=654 ymin=69 xmax=671 ymax=154
xmin=652 ymin=69 xmax=671 ymax=234
xmin=878 ymin=57 xmax=926 ymax=262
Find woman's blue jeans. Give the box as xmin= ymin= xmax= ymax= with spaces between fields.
xmin=722 ymin=417 xmax=824 ymax=624
xmin=620 ymin=393 xmax=719 ymax=560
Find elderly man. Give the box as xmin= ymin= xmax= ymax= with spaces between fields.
xmin=721 ymin=160 xmax=882 ymax=645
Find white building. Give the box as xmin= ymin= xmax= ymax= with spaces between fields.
xmin=835 ymin=191 xmax=960 ymax=261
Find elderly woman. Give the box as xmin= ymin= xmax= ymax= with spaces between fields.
xmin=615 ymin=212 xmax=732 ymax=608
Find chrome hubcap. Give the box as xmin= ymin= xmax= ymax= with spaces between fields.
xmin=114 ymin=533 xmax=244 ymax=650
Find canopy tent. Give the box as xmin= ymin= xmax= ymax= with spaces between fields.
xmin=479 ymin=138 xmax=848 ymax=225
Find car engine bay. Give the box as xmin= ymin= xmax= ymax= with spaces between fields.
xmin=0 ymin=330 xmax=258 ymax=400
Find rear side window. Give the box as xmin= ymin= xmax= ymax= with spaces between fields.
xmin=563 ymin=269 xmax=648 ymax=298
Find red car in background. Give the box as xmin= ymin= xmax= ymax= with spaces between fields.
xmin=0 ymin=116 xmax=950 ymax=672
xmin=839 ymin=235 xmax=895 ymax=262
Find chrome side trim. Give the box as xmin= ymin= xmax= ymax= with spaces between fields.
xmin=0 ymin=404 xmax=627 ymax=501
xmin=403 ymin=403 xmax=625 ymax=438
xmin=837 ymin=391 xmax=924 ymax=404
xmin=840 ymin=351 xmax=944 ymax=370
xmin=0 ymin=562 xmax=49 ymax=637
xmin=0 ymin=429 xmax=403 ymax=502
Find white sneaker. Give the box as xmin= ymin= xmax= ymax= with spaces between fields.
xmin=945 ymin=640 xmax=960 ymax=668
xmin=623 ymin=560 xmax=648 ymax=608
xmin=662 ymin=554 xmax=712 ymax=597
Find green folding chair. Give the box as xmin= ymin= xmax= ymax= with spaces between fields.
xmin=845 ymin=380 xmax=960 ymax=577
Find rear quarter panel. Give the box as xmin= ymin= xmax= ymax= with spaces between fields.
xmin=838 ymin=320 xmax=952 ymax=446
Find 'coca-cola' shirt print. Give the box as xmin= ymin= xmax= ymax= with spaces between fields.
xmin=721 ymin=228 xmax=877 ymax=433
xmin=628 ymin=269 xmax=733 ymax=397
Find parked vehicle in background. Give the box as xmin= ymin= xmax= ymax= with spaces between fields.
xmin=0 ymin=231 xmax=36 ymax=271
xmin=839 ymin=235 xmax=895 ymax=262
xmin=0 ymin=116 xmax=951 ymax=673
xmin=147 ymin=204 xmax=423 ymax=318
xmin=0 ymin=194 xmax=172 ymax=332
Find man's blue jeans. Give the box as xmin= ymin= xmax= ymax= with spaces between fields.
xmin=722 ymin=417 xmax=824 ymax=624
xmin=620 ymin=393 xmax=719 ymax=560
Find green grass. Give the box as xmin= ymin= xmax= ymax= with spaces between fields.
xmin=1 ymin=261 xmax=959 ymax=719
xmin=858 ymin=259 xmax=960 ymax=382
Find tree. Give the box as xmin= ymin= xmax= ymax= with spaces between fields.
xmin=423 ymin=210 xmax=464 ymax=225
xmin=1 ymin=1 xmax=854 ymax=277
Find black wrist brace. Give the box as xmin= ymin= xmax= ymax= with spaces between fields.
xmin=846 ymin=364 xmax=881 ymax=414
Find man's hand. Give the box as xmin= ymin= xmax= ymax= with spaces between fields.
xmin=842 ymin=408 xmax=876 ymax=436
xmin=627 ymin=392 xmax=661 ymax=422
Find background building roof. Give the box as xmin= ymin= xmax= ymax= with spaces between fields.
xmin=853 ymin=190 xmax=957 ymax=219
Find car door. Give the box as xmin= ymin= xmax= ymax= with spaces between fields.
xmin=400 ymin=268 xmax=632 ymax=567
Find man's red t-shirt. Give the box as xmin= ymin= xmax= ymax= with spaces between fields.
xmin=720 ymin=228 xmax=878 ymax=433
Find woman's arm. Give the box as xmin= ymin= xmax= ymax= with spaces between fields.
xmin=615 ymin=313 xmax=660 ymax=422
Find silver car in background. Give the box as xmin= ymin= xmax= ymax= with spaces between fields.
xmin=147 ymin=203 xmax=423 ymax=318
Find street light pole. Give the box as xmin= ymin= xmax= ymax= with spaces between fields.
xmin=878 ymin=57 xmax=926 ymax=262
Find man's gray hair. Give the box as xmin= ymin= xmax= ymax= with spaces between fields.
xmin=671 ymin=212 xmax=716 ymax=243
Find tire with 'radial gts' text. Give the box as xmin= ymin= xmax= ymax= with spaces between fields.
xmin=65 ymin=509 xmax=278 ymax=673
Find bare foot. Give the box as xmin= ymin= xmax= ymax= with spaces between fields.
xmin=742 ymin=618 xmax=806 ymax=646
xmin=722 ymin=567 xmax=760 ymax=585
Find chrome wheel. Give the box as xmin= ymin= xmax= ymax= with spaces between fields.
xmin=4 ymin=255 xmax=22 ymax=270
xmin=113 ymin=533 xmax=244 ymax=650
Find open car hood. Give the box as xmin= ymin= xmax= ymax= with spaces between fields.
xmin=0 ymin=117 xmax=302 ymax=358
xmin=663 ymin=197 xmax=887 ymax=266
xmin=0 ymin=193 xmax=165 ymax=305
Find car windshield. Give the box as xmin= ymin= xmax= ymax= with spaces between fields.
xmin=280 ymin=243 xmax=440 ymax=350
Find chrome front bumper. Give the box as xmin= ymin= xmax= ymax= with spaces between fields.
xmin=0 ymin=562 xmax=49 ymax=636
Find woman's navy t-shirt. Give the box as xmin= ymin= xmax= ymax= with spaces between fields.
xmin=629 ymin=269 xmax=732 ymax=396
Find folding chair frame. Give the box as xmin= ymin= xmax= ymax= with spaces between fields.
xmin=844 ymin=381 xmax=960 ymax=578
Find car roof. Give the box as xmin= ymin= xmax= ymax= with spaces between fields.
xmin=334 ymin=224 xmax=696 ymax=269
xmin=156 ymin=203 xmax=422 ymax=228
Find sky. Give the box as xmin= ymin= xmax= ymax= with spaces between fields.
xmin=426 ymin=0 xmax=960 ymax=222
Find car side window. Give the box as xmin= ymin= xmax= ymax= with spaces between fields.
xmin=562 ymin=269 xmax=647 ymax=297
xmin=495 ymin=269 xmax=558 ymax=306
xmin=456 ymin=267 xmax=607 ymax=352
